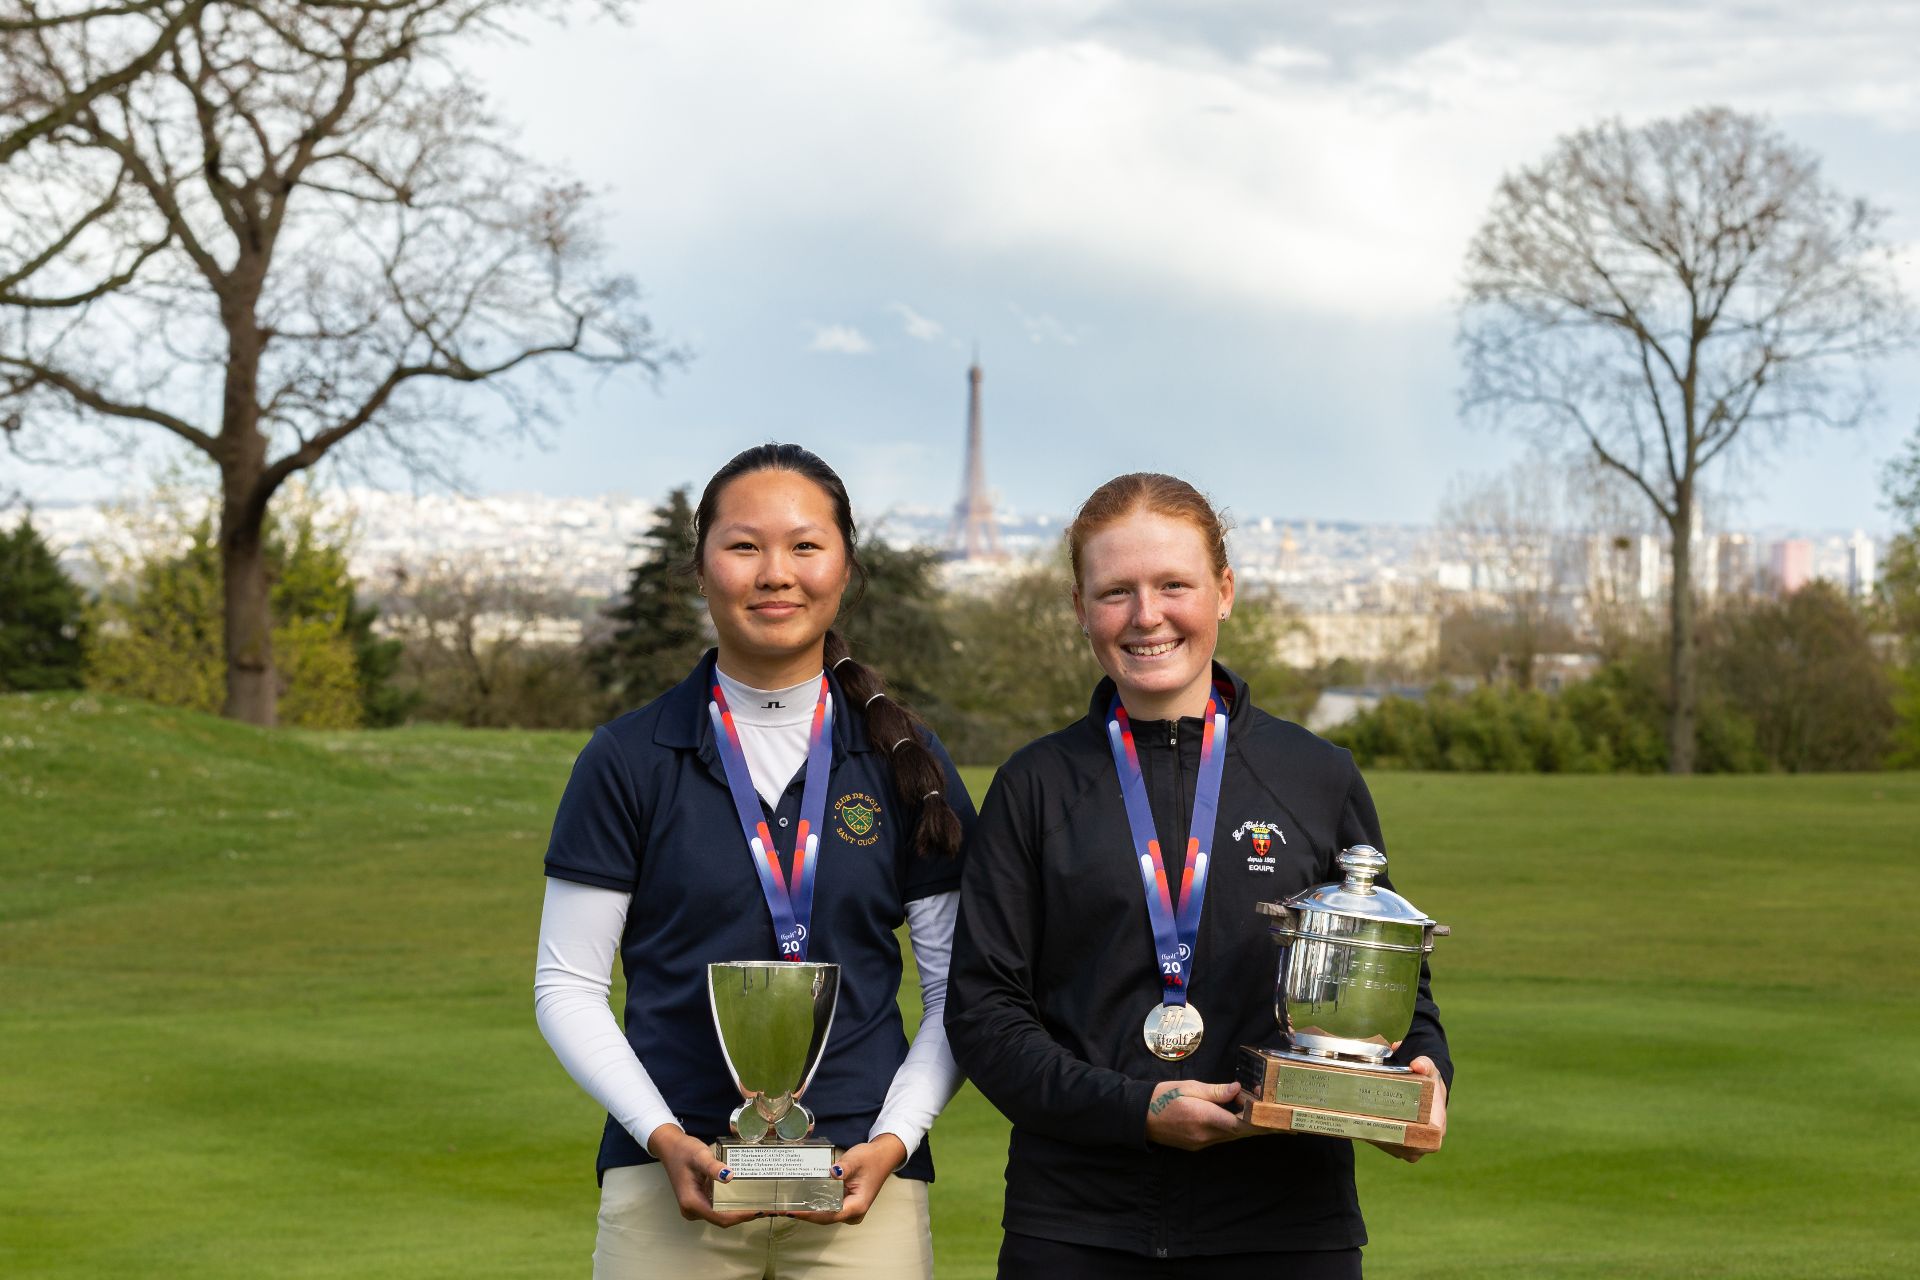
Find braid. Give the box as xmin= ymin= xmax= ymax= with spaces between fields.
xmin=823 ymin=629 xmax=963 ymax=859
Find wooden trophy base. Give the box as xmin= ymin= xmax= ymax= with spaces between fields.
xmin=1237 ymin=1046 xmax=1442 ymax=1151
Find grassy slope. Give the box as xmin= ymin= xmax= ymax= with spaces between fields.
xmin=2 ymin=693 xmax=1917 ymax=1277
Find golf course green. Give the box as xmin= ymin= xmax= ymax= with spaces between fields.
xmin=3 ymin=692 xmax=1915 ymax=1277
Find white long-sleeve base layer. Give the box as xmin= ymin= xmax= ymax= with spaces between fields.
xmin=534 ymin=877 xmax=963 ymax=1160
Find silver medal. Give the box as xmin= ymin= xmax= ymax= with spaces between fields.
xmin=1143 ymin=1002 xmax=1205 ymax=1061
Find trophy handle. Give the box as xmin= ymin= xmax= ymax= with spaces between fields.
xmin=730 ymin=1103 xmax=771 ymax=1142
xmin=729 ymin=1100 xmax=814 ymax=1143
xmin=773 ymin=1102 xmax=815 ymax=1142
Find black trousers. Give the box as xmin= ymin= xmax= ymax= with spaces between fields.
xmin=997 ymin=1232 xmax=1362 ymax=1280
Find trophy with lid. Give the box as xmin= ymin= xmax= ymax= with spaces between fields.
xmin=1239 ymin=846 xmax=1450 ymax=1150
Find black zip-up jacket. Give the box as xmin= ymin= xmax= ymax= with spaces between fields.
xmin=946 ymin=666 xmax=1452 ymax=1259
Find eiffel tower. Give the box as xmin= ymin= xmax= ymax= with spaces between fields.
xmin=945 ymin=357 xmax=1004 ymax=560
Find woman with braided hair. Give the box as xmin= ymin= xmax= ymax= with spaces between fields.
xmin=536 ymin=443 xmax=975 ymax=1278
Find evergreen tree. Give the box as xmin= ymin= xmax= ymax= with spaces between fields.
xmin=266 ymin=508 xmax=412 ymax=727
xmin=0 ymin=517 xmax=89 ymax=691
xmin=349 ymin=592 xmax=413 ymax=728
xmin=87 ymin=518 xmax=228 ymax=715
xmin=836 ymin=537 xmax=955 ymax=713
xmin=595 ymin=487 xmax=706 ymax=709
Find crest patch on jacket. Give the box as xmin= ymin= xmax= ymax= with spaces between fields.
xmin=1231 ymin=819 xmax=1285 ymax=871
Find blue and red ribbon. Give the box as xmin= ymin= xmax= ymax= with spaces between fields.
xmin=1106 ymin=683 xmax=1230 ymax=1006
xmin=709 ymin=674 xmax=834 ymax=962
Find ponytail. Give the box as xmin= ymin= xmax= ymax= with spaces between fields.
xmin=823 ymin=629 xmax=963 ymax=860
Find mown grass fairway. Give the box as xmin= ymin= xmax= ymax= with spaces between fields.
xmin=3 ymin=692 xmax=1917 ymax=1277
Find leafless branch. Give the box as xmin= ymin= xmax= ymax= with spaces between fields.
xmin=1458 ymin=106 xmax=1915 ymax=769
xmin=0 ymin=1 xmax=208 ymax=163
xmin=1 ymin=351 xmax=215 ymax=450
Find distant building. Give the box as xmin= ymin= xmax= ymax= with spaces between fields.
xmin=1580 ymin=533 xmax=1664 ymax=607
xmin=1306 ymin=684 xmax=1429 ymax=733
xmin=1689 ymin=506 xmax=1717 ymax=599
xmin=1434 ymin=560 xmax=1473 ymax=593
xmin=1276 ymin=611 xmax=1441 ymax=671
xmin=1634 ymin=534 xmax=1663 ymax=602
xmin=1715 ymin=533 xmax=1756 ymax=597
xmin=1847 ymin=531 xmax=1877 ymax=601
xmin=1768 ymin=539 xmax=1814 ymax=595
xmin=1534 ymin=652 xmax=1604 ymax=693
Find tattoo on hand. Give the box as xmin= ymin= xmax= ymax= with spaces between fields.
xmin=1149 ymin=1088 xmax=1183 ymax=1115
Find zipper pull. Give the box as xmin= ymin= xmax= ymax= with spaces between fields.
xmin=1168 ymin=724 xmax=1177 ymax=747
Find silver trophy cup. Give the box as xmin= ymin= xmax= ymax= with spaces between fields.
xmin=1237 ymin=846 xmax=1451 ymax=1148
xmin=1266 ymin=845 xmax=1445 ymax=1067
xmin=707 ymin=960 xmax=844 ymax=1212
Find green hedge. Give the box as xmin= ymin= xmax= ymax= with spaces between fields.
xmin=1329 ymin=665 xmax=1766 ymax=773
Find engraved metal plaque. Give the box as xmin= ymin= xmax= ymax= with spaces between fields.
xmin=1289 ymin=1109 xmax=1409 ymax=1144
xmin=720 ymin=1143 xmax=836 ymax=1180
xmin=1267 ymin=1061 xmax=1424 ymax=1121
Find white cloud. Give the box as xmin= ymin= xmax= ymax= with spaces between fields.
xmin=472 ymin=1 xmax=1920 ymax=321
xmin=1010 ymin=303 xmax=1081 ymax=346
xmin=446 ymin=2 xmax=1920 ymax=535
xmin=889 ymin=302 xmax=945 ymax=341
xmin=807 ymin=324 xmax=874 ymax=355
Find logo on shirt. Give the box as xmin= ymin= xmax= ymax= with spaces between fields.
xmin=1231 ymin=819 xmax=1285 ymax=872
xmin=834 ymin=792 xmax=882 ymax=846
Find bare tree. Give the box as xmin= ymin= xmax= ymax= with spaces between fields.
xmin=1 ymin=0 xmax=665 ymax=725
xmin=1460 ymin=107 xmax=1913 ymax=771
xmin=1436 ymin=452 xmax=1571 ymax=687
xmin=376 ymin=555 xmax=598 ymax=728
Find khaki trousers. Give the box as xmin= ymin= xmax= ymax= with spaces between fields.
xmin=592 ymin=1163 xmax=934 ymax=1280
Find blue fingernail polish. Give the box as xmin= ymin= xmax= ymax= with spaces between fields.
xmin=719 ymin=1168 xmax=731 ymax=1181
xmin=831 ymin=1164 xmax=844 ymax=1178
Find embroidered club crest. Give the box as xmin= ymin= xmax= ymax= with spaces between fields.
xmin=834 ymin=792 xmax=883 ymax=846
xmin=841 ymin=800 xmax=876 ymax=836
xmin=1231 ymin=819 xmax=1285 ymax=872
xmin=1232 ymin=819 xmax=1284 ymax=850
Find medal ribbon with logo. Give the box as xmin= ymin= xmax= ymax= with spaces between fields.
xmin=1107 ymin=683 xmax=1230 ymax=1061
xmin=709 ymin=674 xmax=834 ymax=962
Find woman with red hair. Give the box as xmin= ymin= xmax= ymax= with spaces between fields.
xmin=947 ymin=473 xmax=1452 ymax=1279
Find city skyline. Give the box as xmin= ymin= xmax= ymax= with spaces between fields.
xmin=15 ymin=482 xmax=1886 ymax=602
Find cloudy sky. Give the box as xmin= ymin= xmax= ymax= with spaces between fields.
xmin=20 ymin=0 xmax=1920 ymax=533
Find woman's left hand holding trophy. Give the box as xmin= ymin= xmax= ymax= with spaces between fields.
xmin=1368 ymin=1057 xmax=1449 ymax=1164
xmin=786 ymin=1133 xmax=910 ymax=1225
